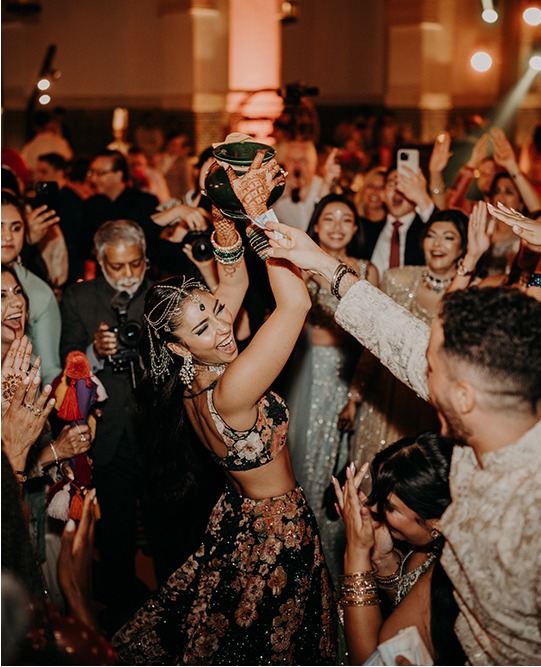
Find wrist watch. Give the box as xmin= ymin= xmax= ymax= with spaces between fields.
xmin=456 ymin=257 xmax=474 ymax=277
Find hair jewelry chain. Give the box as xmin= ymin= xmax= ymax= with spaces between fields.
xmin=144 ymin=277 xmax=208 ymax=382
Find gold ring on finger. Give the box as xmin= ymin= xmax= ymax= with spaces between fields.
xmin=34 ymin=408 xmax=42 ymax=416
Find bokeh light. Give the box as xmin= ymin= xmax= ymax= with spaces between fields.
xmin=470 ymin=51 xmax=493 ymax=72
xmin=523 ymin=7 xmax=541 ymax=26
xmin=482 ymin=9 xmax=498 ymax=23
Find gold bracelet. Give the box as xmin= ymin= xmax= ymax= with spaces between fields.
xmin=49 ymin=441 xmax=60 ymax=466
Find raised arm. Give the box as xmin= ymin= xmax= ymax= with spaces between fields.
xmin=265 ymin=221 xmax=430 ymax=400
xmin=428 ymin=132 xmax=452 ymax=211
xmin=213 ymin=151 xmax=309 ymax=412
xmin=491 ymin=127 xmax=541 ymax=213
xmin=209 ymin=205 xmax=248 ymax=320
xmin=447 ymin=201 xmax=494 ymax=292
xmin=446 ymin=133 xmax=490 ymax=210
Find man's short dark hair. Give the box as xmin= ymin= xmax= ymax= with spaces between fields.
xmin=440 ymin=287 xmax=541 ymax=411
xmin=94 ymin=149 xmax=129 ymax=182
xmin=37 ymin=152 xmax=68 ymax=172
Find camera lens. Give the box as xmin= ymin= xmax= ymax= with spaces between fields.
xmin=184 ymin=230 xmax=214 ymax=262
xmin=119 ymin=321 xmax=141 ymax=348
xmin=399 ymin=152 xmax=408 ymax=161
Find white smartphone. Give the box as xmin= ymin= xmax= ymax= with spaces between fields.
xmin=397 ymin=148 xmax=420 ymax=175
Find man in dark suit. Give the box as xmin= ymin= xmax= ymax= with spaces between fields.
xmin=60 ymin=219 xmax=152 ymax=635
xmin=362 ymin=166 xmax=435 ymax=279
xmin=84 ymin=148 xmax=194 ymax=276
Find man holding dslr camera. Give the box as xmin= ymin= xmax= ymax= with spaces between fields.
xmin=60 ymin=219 xmax=152 ymax=635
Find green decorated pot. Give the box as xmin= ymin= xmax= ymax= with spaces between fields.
xmin=204 ymin=141 xmax=285 ymax=219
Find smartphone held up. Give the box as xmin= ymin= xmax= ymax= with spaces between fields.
xmin=31 ymin=181 xmax=59 ymax=211
xmin=397 ymin=149 xmax=420 ymax=175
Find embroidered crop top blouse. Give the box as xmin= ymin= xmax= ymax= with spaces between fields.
xmin=206 ymin=382 xmax=289 ymax=471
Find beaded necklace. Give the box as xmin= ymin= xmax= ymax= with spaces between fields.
xmin=394 ymin=550 xmax=437 ymax=607
xmin=421 ymin=268 xmax=455 ymax=294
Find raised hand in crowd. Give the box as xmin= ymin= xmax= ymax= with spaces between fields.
xmin=488 ymin=202 xmax=541 ymax=248
xmin=428 ymin=131 xmax=452 ymax=210
xmin=1 ymin=335 xmax=39 ymax=416
xmin=395 ymin=165 xmax=433 ymax=211
xmin=24 ymin=203 xmax=61 ymax=245
xmin=1 ymin=371 xmax=55 ymax=478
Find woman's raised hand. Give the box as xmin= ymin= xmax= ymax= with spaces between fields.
xmin=25 ymin=204 xmax=60 ymax=245
xmin=223 ymin=149 xmax=285 ymax=219
xmin=2 ymin=373 xmax=55 ymax=472
xmin=487 ymin=203 xmax=541 ymax=248
xmin=265 ymin=220 xmax=336 ymax=273
xmin=429 ymin=131 xmax=452 ymax=174
xmin=2 ymin=336 xmax=41 ymax=416
xmin=333 ymin=463 xmax=375 ymax=556
xmin=467 ymin=201 xmax=495 ymax=262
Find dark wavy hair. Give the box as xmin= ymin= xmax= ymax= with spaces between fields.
xmin=367 ymin=431 xmax=465 ymax=665
xmin=419 ymin=208 xmax=468 ymax=256
xmin=136 ymin=276 xmax=224 ymax=507
xmin=306 ymin=193 xmax=366 ymax=258
xmin=440 ymin=286 xmax=541 ymax=413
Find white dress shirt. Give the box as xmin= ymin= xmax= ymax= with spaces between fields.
xmin=370 ymin=204 xmax=434 ymax=279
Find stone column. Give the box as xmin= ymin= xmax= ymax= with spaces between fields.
xmin=157 ymin=0 xmax=229 ymax=151
xmin=384 ymin=0 xmax=453 ymax=143
xmin=226 ymin=0 xmax=283 ymax=143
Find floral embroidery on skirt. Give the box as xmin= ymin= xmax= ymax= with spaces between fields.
xmin=112 ymin=483 xmax=338 ymax=665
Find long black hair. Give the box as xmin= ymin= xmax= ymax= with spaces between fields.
xmin=135 ymin=276 xmax=224 ymax=579
xmin=367 ymin=431 xmax=466 ymax=666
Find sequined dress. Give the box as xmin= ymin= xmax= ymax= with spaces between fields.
xmin=112 ymin=385 xmax=337 ymax=666
xmin=286 ymin=260 xmax=368 ymax=588
xmin=351 ymin=266 xmax=440 ymax=468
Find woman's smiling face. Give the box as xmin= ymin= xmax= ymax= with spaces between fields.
xmin=1 ymin=270 xmax=27 ymax=348
xmin=314 ymin=202 xmax=358 ymax=254
xmin=169 ymin=290 xmax=238 ymax=366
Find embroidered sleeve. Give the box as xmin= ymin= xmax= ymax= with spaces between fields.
xmin=335 ymin=281 xmax=430 ymax=401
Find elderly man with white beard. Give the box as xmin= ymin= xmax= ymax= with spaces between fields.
xmin=60 ymin=219 xmax=153 ymax=636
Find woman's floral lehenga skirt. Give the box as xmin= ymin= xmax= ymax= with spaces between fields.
xmin=112 ymin=483 xmax=338 ymax=665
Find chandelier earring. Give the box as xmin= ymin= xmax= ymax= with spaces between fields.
xmin=179 ymin=353 xmax=196 ymax=389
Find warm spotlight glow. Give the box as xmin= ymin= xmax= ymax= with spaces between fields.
xmin=523 ymin=7 xmax=541 ymax=26
xmin=529 ymin=55 xmax=541 ymax=71
xmin=38 ymin=94 xmax=51 ymax=105
xmin=471 ymin=51 xmax=493 ymax=72
xmin=37 ymin=78 xmax=50 ymax=90
xmin=482 ymin=9 xmax=498 ymax=23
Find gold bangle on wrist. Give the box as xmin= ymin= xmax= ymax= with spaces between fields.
xmin=457 ymin=257 xmax=474 ymax=277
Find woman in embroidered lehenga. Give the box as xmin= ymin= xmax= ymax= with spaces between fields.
xmin=337 ymin=209 xmax=468 ymax=471
xmin=285 ymin=193 xmax=378 ymax=587
xmin=111 ymin=151 xmax=338 ymax=665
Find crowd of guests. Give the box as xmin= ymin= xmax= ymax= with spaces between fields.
xmin=1 ymin=107 xmax=541 ymax=665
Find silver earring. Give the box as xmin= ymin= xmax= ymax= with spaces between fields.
xmin=178 ymin=353 xmax=196 ymax=389
xmin=431 ymin=528 xmax=442 ymax=541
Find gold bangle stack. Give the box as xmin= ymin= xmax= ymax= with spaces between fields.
xmin=210 ymin=230 xmax=244 ymax=265
xmin=339 ymin=570 xmax=381 ymax=607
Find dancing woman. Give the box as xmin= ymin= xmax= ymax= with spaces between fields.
xmin=112 ymin=151 xmax=337 ymax=665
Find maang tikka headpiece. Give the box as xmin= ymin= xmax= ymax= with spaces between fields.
xmin=144 ymin=277 xmax=208 ymax=382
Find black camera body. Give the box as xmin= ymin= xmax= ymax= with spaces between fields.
xmin=182 ymin=229 xmax=214 ymax=262
xmin=108 ymin=291 xmax=142 ymax=387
